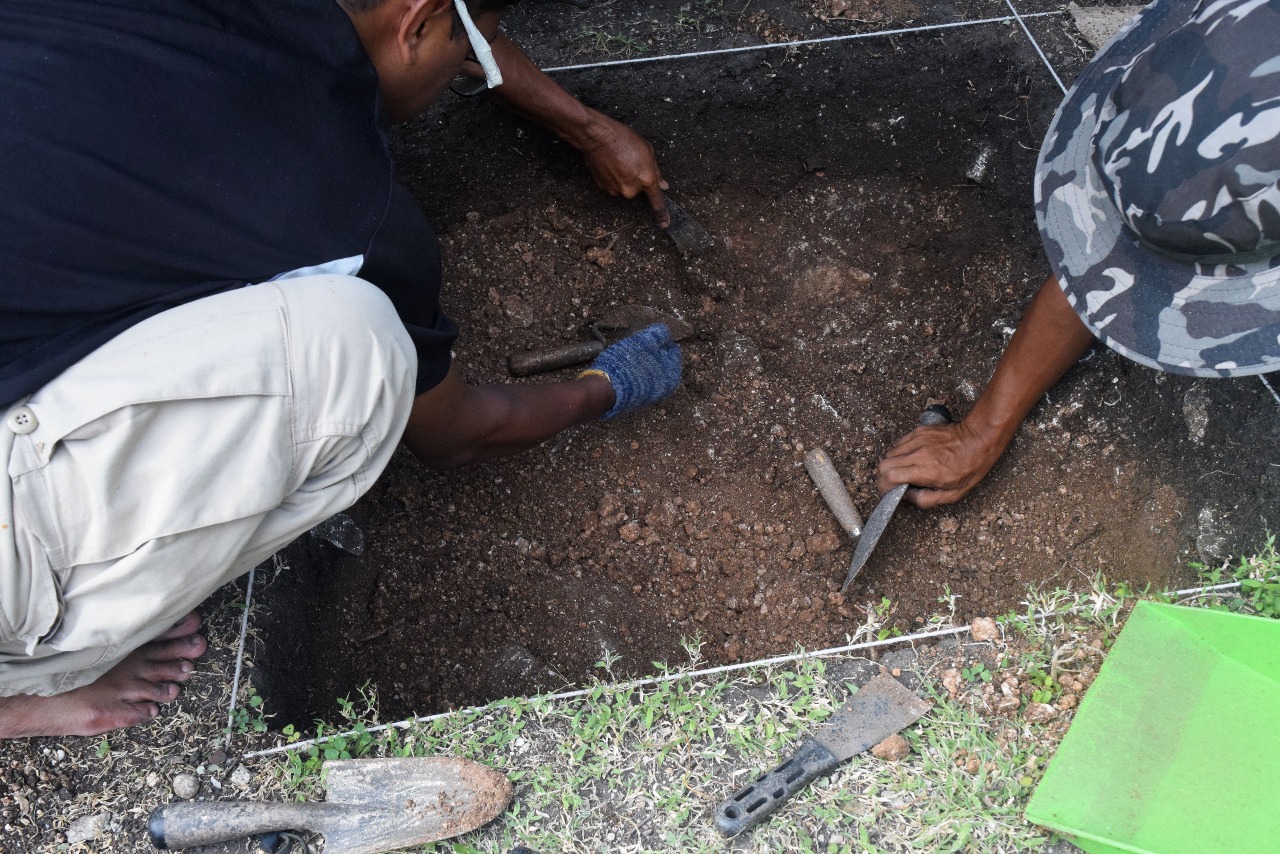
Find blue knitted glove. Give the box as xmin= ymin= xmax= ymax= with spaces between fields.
xmin=581 ymin=323 xmax=683 ymax=420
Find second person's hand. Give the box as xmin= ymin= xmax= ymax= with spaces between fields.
xmin=579 ymin=113 xmax=670 ymax=228
xmin=875 ymin=419 xmax=1008 ymax=508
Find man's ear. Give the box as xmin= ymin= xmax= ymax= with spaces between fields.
xmin=396 ymin=0 xmax=455 ymax=65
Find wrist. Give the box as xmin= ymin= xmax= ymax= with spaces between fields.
xmin=576 ymin=370 xmax=616 ymax=418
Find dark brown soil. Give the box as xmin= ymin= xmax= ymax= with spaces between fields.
xmin=254 ymin=3 xmax=1280 ymax=726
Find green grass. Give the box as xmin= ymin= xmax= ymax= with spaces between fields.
xmin=246 ymin=542 xmax=1280 ymax=851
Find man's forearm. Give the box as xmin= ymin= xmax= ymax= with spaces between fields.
xmin=403 ymin=363 xmax=614 ymax=470
xmin=876 ymin=275 xmax=1096 ymax=506
xmin=485 ymin=35 xmax=611 ymax=150
xmin=965 ymin=275 xmax=1096 ymax=448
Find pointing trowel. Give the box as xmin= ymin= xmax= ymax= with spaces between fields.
xmin=149 ymin=757 xmax=512 ymax=853
xmin=840 ymin=404 xmax=953 ymax=592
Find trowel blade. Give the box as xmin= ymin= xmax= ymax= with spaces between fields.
xmin=662 ymin=194 xmax=714 ymax=257
xmin=840 ymin=484 xmax=907 ymax=592
xmin=841 ymin=404 xmax=953 ymax=592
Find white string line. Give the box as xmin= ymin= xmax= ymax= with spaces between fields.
xmin=540 ymin=11 xmax=1066 ymax=74
xmin=1003 ymin=0 xmax=1068 ymax=95
xmin=245 ymin=578 xmax=1243 ymax=759
xmin=224 ymin=564 xmax=256 ymax=750
xmin=1260 ymin=375 xmax=1280 ymax=408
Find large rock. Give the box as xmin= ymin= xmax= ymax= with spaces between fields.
xmin=1068 ymin=3 xmax=1145 ymax=51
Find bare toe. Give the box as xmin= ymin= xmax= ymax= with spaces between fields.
xmin=139 ymin=657 xmax=196 ymax=685
xmin=147 ymin=633 xmax=208 ymax=663
xmin=157 ymin=611 xmax=202 ymax=640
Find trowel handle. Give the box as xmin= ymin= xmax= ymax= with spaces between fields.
xmin=149 ymin=801 xmax=337 ymax=850
xmin=919 ymin=404 xmax=953 ymax=427
xmin=508 ymin=340 xmax=606 ymax=377
xmin=803 ymin=449 xmax=862 ymax=538
xmin=713 ymin=736 xmax=841 ymax=837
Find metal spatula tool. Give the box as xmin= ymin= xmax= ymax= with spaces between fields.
xmin=840 ymin=404 xmax=953 ymax=592
xmin=663 ymin=194 xmax=714 ymax=257
xmin=713 ymin=674 xmax=930 ymax=836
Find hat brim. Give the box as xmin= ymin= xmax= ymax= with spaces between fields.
xmin=1035 ymin=0 xmax=1280 ymax=378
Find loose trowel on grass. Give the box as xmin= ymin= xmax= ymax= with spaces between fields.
xmin=148 ymin=757 xmax=512 ymax=853
xmin=714 ymin=674 xmax=929 ymax=836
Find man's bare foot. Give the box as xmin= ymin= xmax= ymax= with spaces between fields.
xmin=0 ymin=612 xmax=207 ymax=739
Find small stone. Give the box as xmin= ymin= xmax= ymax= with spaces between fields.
xmin=585 ymin=246 xmax=615 ymax=267
xmin=207 ymin=749 xmax=228 ymax=768
xmin=871 ymin=734 xmax=910 ymax=761
xmin=501 ymin=295 xmax=534 ymax=328
xmin=964 ymin=756 xmax=981 ymax=774
xmin=618 ymin=522 xmax=642 ymax=543
xmin=1023 ymin=702 xmax=1058 ymax=724
xmin=66 ymin=813 xmax=110 ymax=845
xmin=805 ymin=531 xmax=841 ymax=556
xmin=994 ymin=696 xmax=1021 ymax=715
xmin=465 ymin=210 xmax=481 ymax=224
xmin=172 ymin=772 xmax=200 ymax=800
xmin=1057 ymin=693 xmax=1079 ymax=711
xmin=941 ymin=668 xmax=962 ymax=699
xmin=969 ymin=617 xmax=999 ymax=642
xmin=145 ymin=771 xmax=160 ymax=788
xmin=939 ymin=516 xmax=959 ymax=534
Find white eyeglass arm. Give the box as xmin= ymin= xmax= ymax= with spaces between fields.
xmin=453 ymin=0 xmax=503 ymax=88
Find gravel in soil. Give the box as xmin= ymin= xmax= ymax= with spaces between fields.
xmin=255 ymin=7 xmax=1279 ymax=726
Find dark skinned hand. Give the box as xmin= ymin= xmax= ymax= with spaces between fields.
xmin=578 ymin=114 xmax=670 ymax=227
xmin=875 ymin=419 xmax=1009 ymax=509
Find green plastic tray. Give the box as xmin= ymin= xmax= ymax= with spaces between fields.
xmin=1025 ymin=601 xmax=1280 ymax=853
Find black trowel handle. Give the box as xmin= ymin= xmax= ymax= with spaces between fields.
xmin=713 ymin=736 xmax=841 ymax=837
xmin=919 ymin=404 xmax=952 ymax=427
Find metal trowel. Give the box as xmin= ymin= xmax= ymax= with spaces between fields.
xmin=713 ymin=674 xmax=929 ymax=836
xmin=148 ymin=757 xmax=512 ymax=853
xmin=508 ymin=303 xmax=693 ymax=377
xmin=662 ymin=193 xmax=714 ymax=257
xmin=840 ymin=404 xmax=953 ymax=592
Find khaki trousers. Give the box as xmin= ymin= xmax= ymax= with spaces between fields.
xmin=0 ymin=276 xmax=415 ymax=696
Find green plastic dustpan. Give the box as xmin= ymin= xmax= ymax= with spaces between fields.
xmin=1025 ymin=601 xmax=1280 ymax=853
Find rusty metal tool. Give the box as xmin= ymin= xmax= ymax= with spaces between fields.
xmin=714 ymin=674 xmax=929 ymax=836
xmin=804 ymin=448 xmax=863 ymax=539
xmin=508 ymin=304 xmax=692 ymax=377
xmin=148 ymin=757 xmax=512 ymax=852
xmin=840 ymin=404 xmax=953 ymax=592
xmin=662 ymin=194 xmax=714 ymax=257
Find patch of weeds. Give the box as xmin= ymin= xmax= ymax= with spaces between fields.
xmin=227 ymin=687 xmax=269 ymax=737
xmin=1195 ymin=536 xmax=1280 ymax=618
xmin=960 ymin=663 xmax=992 ymax=684
xmin=1025 ymin=666 xmax=1058 ymax=705
xmin=873 ymin=596 xmax=903 ymax=641
xmin=570 ymin=29 xmax=649 ymax=58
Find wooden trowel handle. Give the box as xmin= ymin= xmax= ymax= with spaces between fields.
xmin=803 ymin=448 xmax=862 ymax=538
xmin=149 ymin=801 xmax=345 ymax=850
xmin=508 ymin=340 xmax=606 ymax=377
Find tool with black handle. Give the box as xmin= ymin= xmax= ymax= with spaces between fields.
xmin=840 ymin=404 xmax=953 ymax=592
xmin=713 ymin=674 xmax=929 ymax=837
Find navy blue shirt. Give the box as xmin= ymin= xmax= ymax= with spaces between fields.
xmin=0 ymin=0 xmax=456 ymax=408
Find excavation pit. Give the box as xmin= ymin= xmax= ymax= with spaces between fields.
xmin=254 ymin=9 xmax=1280 ymax=726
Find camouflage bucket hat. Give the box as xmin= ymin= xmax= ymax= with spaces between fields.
xmin=1036 ymin=0 xmax=1280 ymax=377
